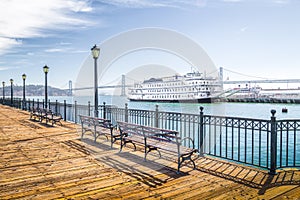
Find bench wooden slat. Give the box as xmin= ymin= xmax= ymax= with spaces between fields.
xmin=29 ymin=107 xmax=63 ymax=126
xmin=79 ymin=115 xmax=121 ymax=148
xmin=117 ymin=121 xmax=198 ymax=173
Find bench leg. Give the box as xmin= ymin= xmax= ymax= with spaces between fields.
xmin=120 ymin=140 xmax=136 ymax=152
xmin=93 ymin=133 xmax=97 ymax=142
xmin=81 ymin=130 xmax=85 ymax=140
xmin=111 ymin=135 xmax=121 ymax=148
xmin=145 ymin=146 xmax=161 ymax=160
xmin=57 ymin=120 xmax=63 ymax=126
xmin=52 ymin=120 xmax=62 ymax=126
xmin=177 ymin=153 xmax=197 ymax=173
xmin=104 ymin=135 xmax=109 ymax=141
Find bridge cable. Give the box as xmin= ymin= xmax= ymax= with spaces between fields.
xmin=223 ymin=68 xmax=271 ymax=80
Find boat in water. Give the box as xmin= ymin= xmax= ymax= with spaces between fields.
xmin=128 ymin=71 xmax=222 ymax=103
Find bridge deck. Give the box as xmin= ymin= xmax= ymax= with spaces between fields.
xmin=0 ymin=105 xmax=299 ymax=199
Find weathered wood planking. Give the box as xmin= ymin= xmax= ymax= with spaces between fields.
xmin=0 ymin=105 xmax=299 ymax=199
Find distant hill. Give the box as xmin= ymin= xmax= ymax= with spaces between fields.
xmin=3 ymin=85 xmax=70 ymax=96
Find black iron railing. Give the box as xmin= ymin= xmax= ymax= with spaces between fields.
xmin=101 ymin=104 xmax=300 ymax=174
xmin=1 ymin=97 xmax=299 ymax=174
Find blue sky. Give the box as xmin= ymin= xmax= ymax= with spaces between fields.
xmin=0 ymin=0 xmax=299 ymax=89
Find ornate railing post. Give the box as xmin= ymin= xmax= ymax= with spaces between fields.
xmin=88 ymin=101 xmax=91 ymax=116
xmin=27 ymin=99 xmax=30 ymax=110
xmin=155 ymin=105 xmax=159 ymax=128
xmin=64 ymin=100 xmax=67 ymax=121
xmin=27 ymin=99 xmax=29 ymax=109
xmin=270 ymin=109 xmax=277 ymax=175
xmin=199 ymin=106 xmax=204 ymax=156
xmin=74 ymin=101 xmax=77 ymax=123
xmin=55 ymin=100 xmax=58 ymax=114
xmin=103 ymin=102 xmax=106 ymax=119
xmin=125 ymin=103 xmax=128 ymax=122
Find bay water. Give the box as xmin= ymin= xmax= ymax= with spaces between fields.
xmin=35 ymin=95 xmax=300 ymax=120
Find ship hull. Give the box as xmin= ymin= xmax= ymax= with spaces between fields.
xmin=128 ymin=97 xmax=218 ymax=103
xmin=127 ymin=71 xmax=222 ymax=104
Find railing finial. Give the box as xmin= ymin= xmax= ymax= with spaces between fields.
xmin=200 ymin=106 xmax=204 ymax=112
xmin=271 ymin=109 xmax=276 ymax=117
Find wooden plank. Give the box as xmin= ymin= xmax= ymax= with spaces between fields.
xmin=1 ymin=105 xmax=300 ymax=199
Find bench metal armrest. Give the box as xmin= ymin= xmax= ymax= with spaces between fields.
xmin=180 ymin=137 xmax=195 ymax=149
xmin=55 ymin=112 xmax=62 ymax=116
xmin=103 ymin=121 xmax=113 ymax=129
xmin=53 ymin=113 xmax=63 ymax=119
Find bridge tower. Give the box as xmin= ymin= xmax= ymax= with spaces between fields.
xmin=219 ymin=67 xmax=224 ymax=90
xmin=121 ymin=74 xmax=126 ymax=96
xmin=68 ymin=80 xmax=72 ymax=96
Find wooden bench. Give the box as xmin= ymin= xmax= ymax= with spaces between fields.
xmin=79 ymin=115 xmax=121 ymax=148
xmin=117 ymin=121 xmax=198 ymax=173
xmin=30 ymin=107 xmax=63 ymax=126
xmin=43 ymin=109 xmax=63 ymax=126
xmin=29 ymin=107 xmax=48 ymax=122
xmin=29 ymin=107 xmax=41 ymax=121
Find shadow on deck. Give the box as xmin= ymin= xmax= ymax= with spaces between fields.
xmin=1 ymin=105 xmax=299 ymax=199
xmin=195 ymin=156 xmax=300 ymax=194
xmin=79 ymin=135 xmax=300 ymax=196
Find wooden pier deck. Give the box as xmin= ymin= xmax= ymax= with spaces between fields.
xmin=0 ymin=105 xmax=299 ymax=199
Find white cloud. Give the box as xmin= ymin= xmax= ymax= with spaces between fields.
xmin=240 ymin=26 xmax=248 ymax=32
xmin=59 ymin=42 xmax=72 ymax=46
xmin=222 ymin=0 xmax=242 ymax=2
xmin=45 ymin=47 xmax=89 ymax=54
xmin=0 ymin=66 xmax=10 ymax=71
xmin=98 ymin=0 xmax=207 ymax=8
xmin=0 ymin=37 xmax=22 ymax=54
xmin=0 ymin=0 xmax=93 ymax=55
xmin=273 ymin=0 xmax=289 ymax=4
xmin=27 ymin=52 xmax=35 ymax=56
xmin=97 ymin=0 xmax=164 ymax=8
xmin=45 ymin=48 xmax=66 ymax=53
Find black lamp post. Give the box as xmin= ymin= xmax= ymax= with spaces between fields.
xmin=10 ymin=79 xmax=13 ymax=106
xmin=22 ymin=74 xmax=26 ymax=110
xmin=91 ymin=44 xmax=100 ymax=117
xmin=2 ymin=81 xmax=5 ymax=104
xmin=43 ymin=65 xmax=49 ymax=108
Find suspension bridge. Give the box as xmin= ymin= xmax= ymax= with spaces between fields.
xmin=64 ymin=67 xmax=300 ymax=96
